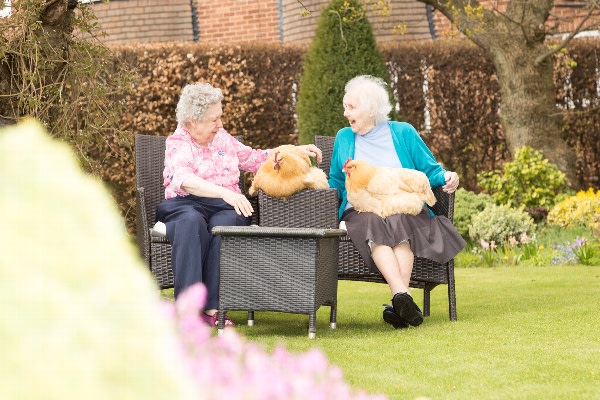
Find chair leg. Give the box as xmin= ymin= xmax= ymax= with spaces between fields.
xmin=447 ymin=260 xmax=457 ymax=321
xmin=422 ymin=289 xmax=431 ymax=317
xmin=329 ymin=304 xmax=337 ymax=329
xmin=448 ymin=278 xmax=457 ymax=321
xmin=308 ymin=313 xmax=316 ymax=339
xmin=217 ymin=307 xmax=225 ymax=336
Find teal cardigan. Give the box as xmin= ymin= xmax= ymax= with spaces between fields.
xmin=328 ymin=121 xmax=447 ymax=220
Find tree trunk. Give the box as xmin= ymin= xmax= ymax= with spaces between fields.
xmin=490 ymin=41 xmax=579 ymax=187
xmin=0 ymin=0 xmax=75 ymax=124
xmin=419 ymin=0 xmax=580 ymax=188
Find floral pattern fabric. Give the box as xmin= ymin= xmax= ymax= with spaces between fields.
xmin=163 ymin=126 xmax=268 ymax=199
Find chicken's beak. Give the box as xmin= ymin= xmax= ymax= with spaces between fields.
xmin=342 ymin=158 xmax=352 ymax=177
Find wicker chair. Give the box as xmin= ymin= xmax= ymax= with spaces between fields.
xmin=314 ymin=135 xmax=458 ymax=321
xmin=135 ymin=134 xmax=257 ymax=289
xmin=135 ymin=134 xmax=344 ymax=337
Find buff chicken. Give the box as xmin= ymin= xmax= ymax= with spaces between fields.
xmin=248 ymin=145 xmax=329 ymax=198
xmin=342 ymin=158 xmax=437 ymax=217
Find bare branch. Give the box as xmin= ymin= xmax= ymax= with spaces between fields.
xmin=534 ymin=6 xmax=595 ymax=66
xmin=329 ymin=10 xmax=348 ymax=47
xmin=295 ymin=0 xmax=311 ymax=15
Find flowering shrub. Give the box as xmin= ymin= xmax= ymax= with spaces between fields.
xmin=517 ymin=232 xmax=540 ymax=261
xmin=569 ymin=238 xmax=596 ymax=265
xmin=469 ymin=204 xmax=536 ymax=244
xmin=477 ymin=146 xmax=567 ymax=209
xmin=172 ymin=284 xmax=387 ymax=400
xmin=548 ymin=188 xmax=600 ymax=236
xmin=474 ymin=233 xmax=543 ymax=267
xmin=478 ymin=239 xmax=498 ymax=266
xmin=454 ymin=188 xmax=494 ymax=240
xmin=552 ymin=243 xmax=580 ymax=265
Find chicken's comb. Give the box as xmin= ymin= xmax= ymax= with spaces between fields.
xmin=342 ymin=157 xmax=352 ymax=171
xmin=273 ymin=150 xmax=281 ymax=170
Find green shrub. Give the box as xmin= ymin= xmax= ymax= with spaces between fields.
xmin=477 ymin=146 xmax=568 ymax=209
xmin=296 ymin=0 xmax=394 ymax=144
xmin=454 ymin=247 xmax=483 ymax=268
xmin=454 ymin=188 xmax=495 ymax=240
xmin=547 ymin=188 xmax=600 ymax=235
xmin=469 ymin=204 xmax=536 ymax=244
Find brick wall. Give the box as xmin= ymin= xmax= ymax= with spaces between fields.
xmin=89 ymin=0 xmax=600 ymax=45
xmin=92 ymin=0 xmax=193 ymax=44
xmin=90 ymin=0 xmax=434 ymax=44
xmin=550 ymin=1 xmax=600 ymax=36
xmin=432 ymin=0 xmax=600 ymax=39
xmin=281 ymin=0 xmax=433 ymax=43
xmin=196 ymin=0 xmax=280 ymax=44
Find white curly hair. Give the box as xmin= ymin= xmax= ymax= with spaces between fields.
xmin=176 ymin=83 xmax=224 ymax=125
xmin=344 ymin=75 xmax=392 ymax=124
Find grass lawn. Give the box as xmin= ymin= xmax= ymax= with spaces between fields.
xmin=221 ymin=265 xmax=600 ymax=399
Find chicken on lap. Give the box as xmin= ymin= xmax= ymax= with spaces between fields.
xmin=342 ymin=158 xmax=436 ymax=217
xmin=249 ymin=145 xmax=329 ymax=199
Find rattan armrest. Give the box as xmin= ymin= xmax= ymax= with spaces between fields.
xmin=212 ymin=225 xmax=346 ymax=238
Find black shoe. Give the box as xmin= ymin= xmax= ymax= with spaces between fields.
xmin=382 ymin=304 xmax=409 ymax=329
xmin=392 ymin=292 xmax=423 ymax=327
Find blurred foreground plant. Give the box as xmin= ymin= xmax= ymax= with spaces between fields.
xmin=171 ymin=283 xmax=387 ymax=400
xmin=2 ymin=118 xmax=386 ymax=400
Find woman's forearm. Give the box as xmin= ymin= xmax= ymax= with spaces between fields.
xmin=181 ymin=175 xmax=228 ymax=198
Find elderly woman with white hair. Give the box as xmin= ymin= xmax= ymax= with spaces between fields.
xmin=328 ymin=75 xmax=465 ymax=329
xmin=157 ymin=82 xmax=322 ymax=327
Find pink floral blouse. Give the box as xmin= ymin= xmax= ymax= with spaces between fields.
xmin=163 ymin=126 xmax=268 ymax=199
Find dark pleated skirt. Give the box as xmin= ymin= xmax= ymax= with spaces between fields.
xmin=342 ymin=207 xmax=466 ymax=274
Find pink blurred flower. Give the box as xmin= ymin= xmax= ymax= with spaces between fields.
xmin=176 ymin=283 xmax=207 ymax=317
xmin=170 ymin=282 xmax=387 ymax=400
xmin=520 ymin=232 xmax=531 ymax=244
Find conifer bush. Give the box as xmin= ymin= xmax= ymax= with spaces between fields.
xmin=296 ymin=0 xmax=394 ymax=144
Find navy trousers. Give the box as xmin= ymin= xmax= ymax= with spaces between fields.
xmin=156 ymin=195 xmax=251 ymax=309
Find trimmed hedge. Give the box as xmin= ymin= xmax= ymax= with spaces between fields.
xmin=98 ymin=39 xmax=600 ymax=235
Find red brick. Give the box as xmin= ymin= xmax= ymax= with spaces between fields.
xmin=91 ymin=0 xmax=596 ymax=44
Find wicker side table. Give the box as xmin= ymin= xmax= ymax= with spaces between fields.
xmin=212 ymin=226 xmax=346 ymax=339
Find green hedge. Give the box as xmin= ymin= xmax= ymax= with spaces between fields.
xmin=100 ymin=39 xmax=600 ymax=235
